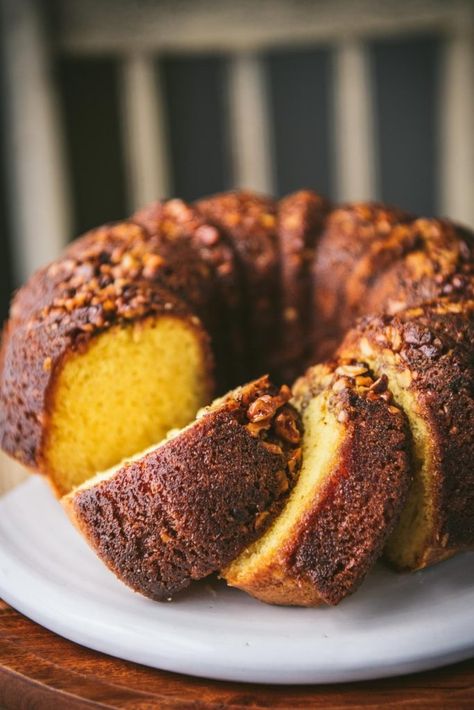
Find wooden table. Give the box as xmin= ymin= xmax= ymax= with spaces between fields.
xmin=0 ymin=598 xmax=472 ymax=709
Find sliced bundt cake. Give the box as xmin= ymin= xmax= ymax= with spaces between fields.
xmin=1 ymin=188 xmax=473 ymax=606
xmin=338 ymin=299 xmax=474 ymax=570
xmin=63 ymin=376 xmax=302 ymax=600
xmin=223 ymin=361 xmax=411 ymax=606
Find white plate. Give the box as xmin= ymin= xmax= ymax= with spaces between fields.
xmin=0 ymin=478 xmax=473 ymax=684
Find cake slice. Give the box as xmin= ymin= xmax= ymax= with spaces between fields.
xmin=276 ymin=190 xmax=330 ymax=381
xmin=0 ymin=220 xmax=221 ymax=497
xmin=63 ymin=377 xmax=302 ymax=600
xmin=223 ymin=361 xmax=411 ymax=606
xmin=195 ymin=191 xmax=280 ymax=378
xmin=338 ymin=299 xmax=474 ymax=570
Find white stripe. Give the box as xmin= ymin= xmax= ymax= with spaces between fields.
xmin=58 ymin=0 xmax=462 ymax=54
xmin=227 ymin=54 xmax=273 ymax=194
xmin=120 ymin=54 xmax=170 ymax=211
xmin=0 ymin=0 xmax=71 ymax=282
xmin=333 ymin=41 xmax=376 ymax=203
xmin=439 ymin=23 xmax=474 ymax=226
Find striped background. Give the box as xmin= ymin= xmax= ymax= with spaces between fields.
xmin=0 ymin=0 xmax=473 ymax=324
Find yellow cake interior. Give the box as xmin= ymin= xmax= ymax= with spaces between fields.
xmin=224 ymin=387 xmax=343 ymax=586
xmin=43 ymin=316 xmax=210 ymax=495
xmin=377 ymin=365 xmax=437 ymax=569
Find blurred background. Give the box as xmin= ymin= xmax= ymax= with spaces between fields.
xmin=0 ymin=0 xmax=473 ymax=327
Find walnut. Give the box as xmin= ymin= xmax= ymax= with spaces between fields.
xmin=247 ymin=395 xmax=278 ymax=423
xmin=369 ymin=374 xmax=388 ymax=394
xmin=274 ymin=408 xmax=301 ymax=444
xmin=335 ymin=363 xmax=368 ymax=377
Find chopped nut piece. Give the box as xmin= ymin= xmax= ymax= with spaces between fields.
xmin=369 ymin=374 xmax=388 ymax=394
xmin=287 ymin=447 xmax=302 ymax=475
xmin=246 ymin=421 xmax=271 ymax=437
xmin=261 ymin=441 xmax=283 ymax=456
xmin=332 ymin=376 xmax=350 ymax=393
xmin=335 ymin=363 xmax=368 ymax=377
xmin=274 ymin=409 xmax=301 ymax=444
xmin=247 ymin=395 xmax=277 ymax=423
xmin=355 ymin=375 xmax=374 ymax=388
xmin=337 ymin=409 xmax=349 ymax=423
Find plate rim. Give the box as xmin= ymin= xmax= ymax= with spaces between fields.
xmin=0 ymin=478 xmax=473 ymax=685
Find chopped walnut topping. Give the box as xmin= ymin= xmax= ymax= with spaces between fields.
xmin=274 ymin=409 xmax=301 ymax=444
xmin=335 ymin=363 xmax=368 ymax=377
xmin=337 ymin=409 xmax=349 ymax=423
xmin=247 ymin=395 xmax=278 ymax=423
xmin=355 ymin=375 xmax=374 ymax=388
xmin=261 ymin=441 xmax=283 ymax=456
xmin=369 ymin=374 xmax=388 ymax=394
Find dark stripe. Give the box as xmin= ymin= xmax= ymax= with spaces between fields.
xmin=265 ymin=47 xmax=333 ymax=198
xmin=0 ymin=11 xmax=14 ymax=322
xmin=370 ymin=35 xmax=441 ymax=216
xmin=160 ymin=55 xmax=231 ymax=201
xmin=55 ymin=57 xmax=128 ymax=236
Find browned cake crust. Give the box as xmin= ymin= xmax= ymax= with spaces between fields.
xmin=132 ymin=198 xmax=246 ymax=388
xmin=313 ymin=206 xmax=474 ymax=362
xmin=0 ymin=223 xmax=214 ymax=475
xmin=276 ymin=190 xmax=330 ymax=380
xmin=65 ymin=221 xmax=218 ymax=331
xmin=195 ymin=191 xmax=280 ymax=377
xmin=361 ymin=219 xmax=474 ymax=320
xmin=338 ymin=299 xmax=474 ymax=566
xmin=64 ymin=377 xmax=302 ymax=600
xmin=224 ymin=362 xmax=411 ymax=606
xmin=312 ymin=203 xmax=413 ymax=360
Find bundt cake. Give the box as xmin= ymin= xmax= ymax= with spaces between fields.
xmin=223 ymin=361 xmax=411 ymax=605
xmin=338 ymin=299 xmax=474 ymax=570
xmin=1 ymin=187 xmax=473 ymax=606
xmin=63 ymin=376 xmax=302 ymax=599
